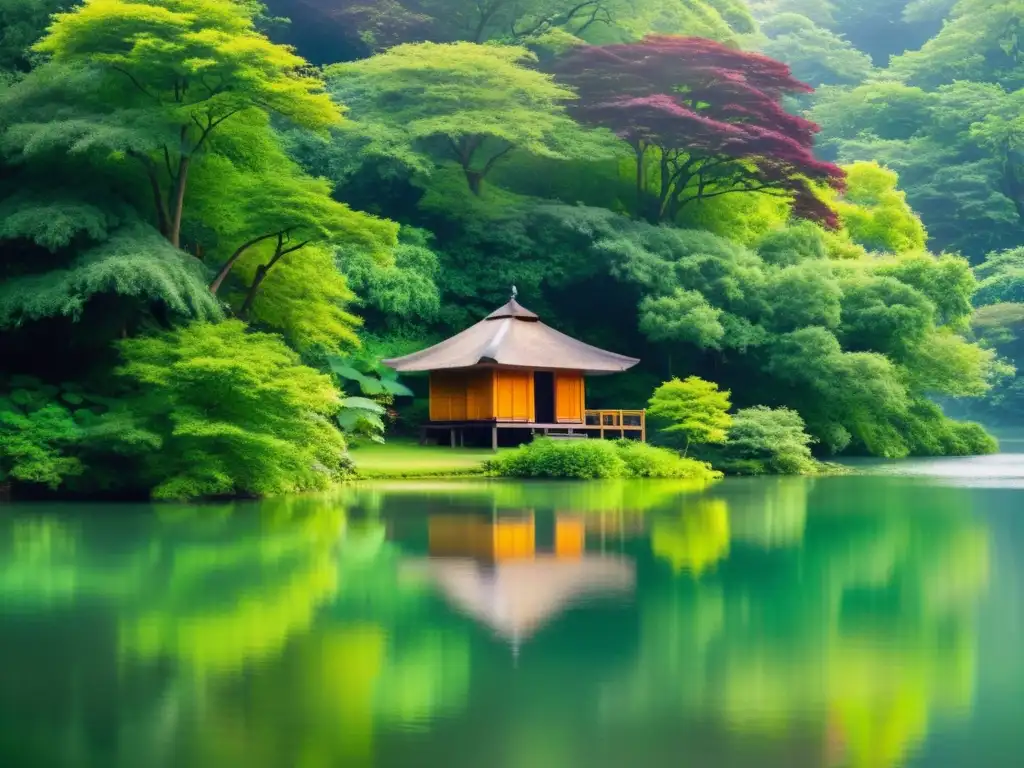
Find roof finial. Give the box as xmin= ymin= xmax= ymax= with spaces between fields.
xmin=511 ymin=284 xmax=518 ymax=301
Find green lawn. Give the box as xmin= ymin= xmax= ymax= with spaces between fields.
xmin=349 ymin=438 xmax=502 ymax=479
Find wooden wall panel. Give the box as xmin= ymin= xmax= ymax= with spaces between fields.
xmin=494 ymin=369 xmax=534 ymax=422
xmin=555 ymin=371 xmax=585 ymax=423
xmin=429 ymin=371 xmax=468 ymax=421
xmin=430 ymin=369 xmax=496 ymax=422
xmin=466 ymin=369 xmax=494 ymax=421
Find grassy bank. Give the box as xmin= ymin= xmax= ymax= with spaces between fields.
xmin=349 ymin=439 xmax=500 ymax=479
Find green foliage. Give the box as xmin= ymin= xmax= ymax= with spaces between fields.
xmin=967 ymin=302 xmax=1024 ymax=420
xmin=719 ymin=406 xmax=819 ymax=475
xmin=975 ymin=248 xmax=1024 ymax=306
xmin=0 ymin=223 xmax=222 ymax=327
xmin=756 ymin=12 xmax=874 ymax=88
xmin=5 ymin=0 xmax=341 ymax=252
xmin=0 ymin=0 xmax=68 ymax=74
xmin=888 ymin=0 xmax=1024 ymax=90
xmin=614 ymin=439 xmax=722 ymax=481
xmin=326 ymin=42 xmax=592 ymax=194
xmin=118 ymin=321 xmax=351 ymax=500
xmin=339 ymin=227 xmax=441 ymax=333
xmin=489 ymin=438 xmax=626 ymax=479
xmin=486 ymin=437 xmax=721 ymax=481
xmin=648 ymin=377 xmax=733 ymax=452
xmin=833 ymin=162 xmax=927 ymax=253
xmin=0 ymin=378 xmax=82 ymax=488
xmin=812 ymin=80 xmax=1022 ymax=260
xmin=327 ymin=354 xmax=413 ymax=443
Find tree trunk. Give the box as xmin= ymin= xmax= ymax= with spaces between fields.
xmin=634 ymin=142 xmax=646 ymax=217
xmin=466 ymin=170 xmax=483 ymax=196
xmin=168 ymin=156 xmax=191 ymax=249
xmin=131 ymin=151 xmax=171 ymax=239
xmin=240 ymin=264 xmax=269 ymax=319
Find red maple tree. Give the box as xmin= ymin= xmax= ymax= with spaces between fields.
xmin=549 ymin=36 xmax=845 ymax=226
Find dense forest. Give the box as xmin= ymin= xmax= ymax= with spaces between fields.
xmin=0 ymin=0 xmax=1020 ymax=500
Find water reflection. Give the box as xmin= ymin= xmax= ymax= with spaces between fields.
xmin=406 ymin=514 xmax=635 ymax=644
xmin=0 ymin=474 xmax=1008 ymax=768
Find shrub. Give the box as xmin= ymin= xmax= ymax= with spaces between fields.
xmin=487 ymin=438 xmax=721 ymax=482
xmin=0 ymin=377 xmax=82 ymax=489
xmin=489 ymin=439 xmax=625 ymax=479
xmin=119 ymin=321 xmax=352 ymax=500
xmin=615 ymin=440 xmax=721 ymax=481
xmin=720 ymin=406 xmax=819 ymax=475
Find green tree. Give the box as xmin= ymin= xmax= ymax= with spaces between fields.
xmin=648 ymin=377 xmax=733 ymax=455
xmin=812 ymin=81 xmax=1022 ymax=260
xmin=118 ymin=320 xmax=351 ymax=500
xmin=8 ymin=0 xmax=341 ymax=249
xmin=326 ymin=42 xmax=589 ymax=195
xmin=889 ymin=0 xmax=1024 ymax=90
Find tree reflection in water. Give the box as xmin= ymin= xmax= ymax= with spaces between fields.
xmin=0 ymin=476 xmax=993 ymax=768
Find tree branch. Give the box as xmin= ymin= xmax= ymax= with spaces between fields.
xmin=110 ymin=65 xmax=161 ymax=103
xmin=128 ymin=149 xmax=171 ymax=238
xmin=209 ymin=232 xmax=283 ymax=295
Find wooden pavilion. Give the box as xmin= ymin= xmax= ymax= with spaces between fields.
xmin=382 ymin=296 xmax=645 ymax=448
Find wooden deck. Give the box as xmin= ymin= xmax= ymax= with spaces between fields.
xmin=423 ymin=410 xmax=646 ymax=449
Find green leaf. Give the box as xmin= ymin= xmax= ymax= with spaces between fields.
xmin=379 ymin=378 xmax=414 ymax=397
xmin=341 ymin=396 xmax=387 ymax=414
xmin=327 ymin=359 xmax=365 ymax=381
xmin=336 ymin=409 xmax=362 ymax=430
xmin=358 ymin=377 xmax=385 ymax=395
xmin=61 ymin=392 xmax=84 ymax=405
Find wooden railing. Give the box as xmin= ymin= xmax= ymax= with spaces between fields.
xmin=585 ymin=409 xmax=646 ymax=441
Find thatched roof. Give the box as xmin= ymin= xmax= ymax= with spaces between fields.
xmin=381 ymin=299 xmax=640 ymax=374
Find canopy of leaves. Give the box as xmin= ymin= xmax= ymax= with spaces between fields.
xmin=888 ymin=0 xmax=1024 ymax=90
xmin=0 ymin=222 xmax=222 ymax=328
xmin=118 ymin=320 xmax=351 ymax=500
xmin=648 ymin=376 xmax=733 ymax=450
xmin=550 ymin=35 xmax=846 ymax=225
xmin=831 ymin=162 xmax=926 ymax=254
xmin=5 ymin=0 xmax=342 ymax=248
xmin=720 ymin=405 xmax=818 ymax=474
xmin=755 ymin=12 xmax=874 ymax=89
xmin=327 ymin=42 xmax=589 ymax=194
xmin=975 ymin=248 xmax=1024 ymax=306
xmin=526 ymin=204 xmax=992 ymax=457
xmin=812 ymin=81 xmax=1022 ymax=260
xmin=0 ymin=0 xmax=69 ymax=74
xmin=285 ymin=0 xmax=755 ymax=54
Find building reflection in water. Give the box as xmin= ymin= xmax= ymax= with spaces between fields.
xmin=402 ymin=512 xmax=635 ymax=650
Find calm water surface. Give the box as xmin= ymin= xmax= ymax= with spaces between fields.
xmin=1 ymin=457 xmax=1022 ymax=768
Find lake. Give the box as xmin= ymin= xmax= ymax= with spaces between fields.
xmin=1 ymin=456 xmax=1022 ymax=768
